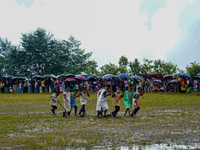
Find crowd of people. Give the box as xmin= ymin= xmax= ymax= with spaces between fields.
xmin=0 ymin=75 xmax=199 ymax=94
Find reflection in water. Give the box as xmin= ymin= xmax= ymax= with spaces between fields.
xmin=120 ymin=143 xmax=200 ymax=150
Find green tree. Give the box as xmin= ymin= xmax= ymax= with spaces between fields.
xmin=118 ymin=56 xmax=128 ymax=73
xmin=85 ymin=60 xmax=98 ymax=75
xmin=99 ymin=63 xmax=119 ymax=75
xmin=66 ymin=36 xmax=92 ymax=74
xmin=140 ymin=58 xmax=153 ymax=74
xmin=129 ymin=58 xmax=141 ymax=75
xmin=186 ymin=61 xmax=200 ymax=79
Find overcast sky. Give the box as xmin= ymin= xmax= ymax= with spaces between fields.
xmin=1 ymin=0 xmax=200 ymax=71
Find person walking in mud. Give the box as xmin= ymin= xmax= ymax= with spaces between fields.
xmin=49 ymin=91 xmax=62 ymax=115
xmin=131 ymin=87 xmax=143 ymax=116
xmin=78 ymin=87 xmax=90 ymax=117
xmin=111 ymin=88 xmax=124 ymax=117
xmin=96 ymin=84 xmax=111 ymax=118
xmin=123 ymin=84 xmax=134 ymax=116
xmin=63 ymin=87 xmax=71 ymax=118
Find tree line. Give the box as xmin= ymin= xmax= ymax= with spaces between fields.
xmin=0 ymin=28 xmax=200 ymax=79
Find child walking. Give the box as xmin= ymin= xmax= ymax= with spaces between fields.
xmin=96 ymin=84 xmax=111 ymax=118
xmin=124 ymin=84 xmax=134 ymax=116
xmin=69 ymin=90 xmax=78 ymax=116
xmin=78 ymin=88 xmax=90 ymax=116
xmin=49 ymin=92 xmax=62 ymax=115
xmin=63 ymin=87 xmax=71 ymax=118
xmin=131 ymin=87 xmax=143 ymax=116
xmin=111 ymin=88 xmax=124 ymax=117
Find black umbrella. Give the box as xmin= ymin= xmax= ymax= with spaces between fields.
xmin=12 ymin=77 xmax=26 ymax=81
xmin=1 ymin=75 xmax=13 ymax=80
xmin=33 ymin=75 xmax=44 ymax=80
xmin=43 ymin=75 xmax=53 ymax=78
xmin=57 ymin=74 xmax=66 ymax=81
xmin=153 ymin=80 xmax=163 ymax=85
xmin=65 ymin=74 xmax=75 ymax=78
xmin=87 ymin=75 xmax=97 ymax=81
xmin=194 ymin=76 xmax=200 ymax=80
xmin=98 ymin=76 xmax=102 ymax=80
xmin=163 ymin=75 xmax=173 ymax=80
xmin=144 ymin=75 xmax=153 ymax=83
xmin=168 ymin=79 xmax=179 ymax=85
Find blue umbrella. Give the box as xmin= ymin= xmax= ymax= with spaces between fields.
xmin=102 ymin=74 xmax=114 ymax=80
xmin=131 ymin=75 xmax=142 ymax=81
xmin=81 ymin=74 xmax=90 ymax=79
xmin=178 ymin=73 xmax=191 ymax=79
xmin=118 ymin=73 xmax=129 ymax=78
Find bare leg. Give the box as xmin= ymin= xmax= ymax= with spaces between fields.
xmin=124 ymin=109 xmax=128 ymax=116
xmin=104 ymin=110 xmax=107 ymax=117
xmin=128 ymin=109 xmax=130 ymax=116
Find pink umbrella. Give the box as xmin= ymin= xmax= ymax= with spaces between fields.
xmin=66 ymin=78 xmax=76 ymax=82
xmin=75 ymin=75 xmax=86 ymax=81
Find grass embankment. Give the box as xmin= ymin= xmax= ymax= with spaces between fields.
xmin=0 ymin=93 xmax=200 ymax=149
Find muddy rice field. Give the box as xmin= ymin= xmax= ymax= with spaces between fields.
xmin=0 ymin=93 xmax=200 ymax=150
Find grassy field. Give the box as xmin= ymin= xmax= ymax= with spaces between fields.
xmin=0 ymin=92 xmax=200 ymax=150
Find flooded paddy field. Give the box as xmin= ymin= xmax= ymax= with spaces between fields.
xmin=0 ymin=93 xmax=200 ymax=149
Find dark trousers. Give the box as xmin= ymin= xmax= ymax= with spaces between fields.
xmin=112 ymin=106 xmax=120 ymax=116
xmin=79 ymin=105 xmax=85 ymax=115
xmin=69 ymin=106 xmax=77 ymax=116
xmin=131 ymin=107 xmax=140 ymax=115
xmin=31 ymin=87 xmax=35 ymax=93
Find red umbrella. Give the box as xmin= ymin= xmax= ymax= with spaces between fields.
xmin=75 ymin=75 xmax=86 ymax=81
xmin=66 ymin=78 xmax=76 ymax=82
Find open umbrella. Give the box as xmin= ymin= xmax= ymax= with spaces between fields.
xmin=114 ymin=76 xmax=122 ymax=82
xmin=97 ymin=76 xmax=102 ymax=80
xmin=118 ymin=73 xmax=129 ymax=78
xmin=33 ymin=75 xmax=44 ymax=80
xmin=196 ymin=73 xmax=200 ymax=76
xmin=131 ymin=75 xmax=143 ymax=81
xmin=12 ymin=77 xmax=26 ymax=81
xmin=1 ymin=75 xmax=13 ymax=80
xmin=57 ymin=75 xmax=66 ymax=81
xmin=65 ymin=74 xmax=75 ymax=78
xmin=149 ymin=74 xmax=163 ymax=80
xmin=66 ymin=78 xmax=76 ymax=82
xmin=178 ymin=73 xmax=191 ymax=79
xmin=87 ymin=75 xmax=98 ymax=81
xmin=194 ymin=76 xmax=200 ymax=80
xmin=43 ymin=75 xmax=53 ymax=78
xmin=102 ymin=74 xmax=114 ymax=80
xmin=168 ymin=79 xmax=179 ymax=85
xmin=163 ymin=75 xmax=173 ymax=80
xmin=75 ymin=75 xmax=86 ymax=81
xmin=153 ymin=80 xmax=163 ymax=85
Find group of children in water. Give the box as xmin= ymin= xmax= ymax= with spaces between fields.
xmin=49 ymin=83 xmax=143 ymax=118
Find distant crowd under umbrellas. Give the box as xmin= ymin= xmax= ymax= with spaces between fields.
xmin=0 ymin=72 xmax=200 ymax=94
